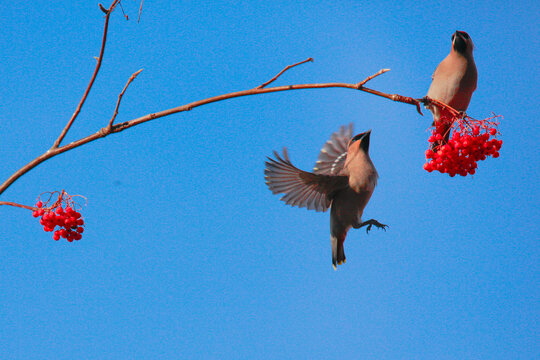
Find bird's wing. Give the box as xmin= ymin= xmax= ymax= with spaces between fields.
xmin=313 ymin=123 xmax=353 ymax=175
xmin=265 ymin=148 xmax=348 ymax=212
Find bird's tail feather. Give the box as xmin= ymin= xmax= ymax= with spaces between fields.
xmin=331 ymin=233 xmax=346 ymax=270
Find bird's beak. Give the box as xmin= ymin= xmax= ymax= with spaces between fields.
xmin=360 ymin=129 xmax=372 ymax=141
xmin=359 ymin=130 xmax=371 ymax=152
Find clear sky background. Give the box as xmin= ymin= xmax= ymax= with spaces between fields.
xmin=0 ymin=1 xmax=538 ymax=359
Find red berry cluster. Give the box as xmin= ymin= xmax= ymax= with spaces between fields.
xmin=423 ymin=115 xmax=502 ymax=177
xmin=32 ymin=191 xmax=85 ymax=242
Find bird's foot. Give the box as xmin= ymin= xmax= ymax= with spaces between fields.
xmin=358 ymin=219 xmax=388 ymax=234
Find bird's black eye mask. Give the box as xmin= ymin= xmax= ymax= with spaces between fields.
xmin=350 ymin=133 xmax=364 ymax=143
xmin=459 ymin=31 xmax=470 ymax=39
xmin=350 ymin=132 xmax=370 ymax=152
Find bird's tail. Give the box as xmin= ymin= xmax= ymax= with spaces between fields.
xmin=331 ymin=233 xmax=346 ymax=270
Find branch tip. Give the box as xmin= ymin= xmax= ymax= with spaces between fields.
xmin=107 ymin=69 xmax=145 ymax=128
xmin=357 ymin=68 xmax=390 ymax=88
xmin=257 ymin=58 xmax=314 ymax=89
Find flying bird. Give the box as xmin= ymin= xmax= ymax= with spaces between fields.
xmin=427 ymin=30 xmax=478 ymax=148
xmin=264 ymin=124 xmax=387 ymax=269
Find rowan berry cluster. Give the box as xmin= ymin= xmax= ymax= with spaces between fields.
xmin=423 ymin=115 xmax=502 ymax=177
xmin=32 ymin=191 xmax=85 ymax=242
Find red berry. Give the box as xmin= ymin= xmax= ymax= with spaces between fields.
xmin=493 ymin=152 xmax=500 ymax=158
xmin=77 ymin=227 xmax=84 ymax=234
xmin=36 ymin=201 xmax=43 ymax=208
xmin=489 ymin=128 xmax=497 ymax=135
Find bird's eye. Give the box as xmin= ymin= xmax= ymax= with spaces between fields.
xmin=350 ymin=134 xmax=363 ymax=144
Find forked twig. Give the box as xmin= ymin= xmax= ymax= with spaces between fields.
xmin=0 ymin=7 xmax=436 ymax=208
xmin=52 ymin=0 xmax=121 ymax=149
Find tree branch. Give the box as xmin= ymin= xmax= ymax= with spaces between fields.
xmin=52 ymin=0 xmax=120 ymax=149
xmin=0 ymin=66 xmax=427 ymax=198
xmin=0 ymin=2 xmax=432 ymax=204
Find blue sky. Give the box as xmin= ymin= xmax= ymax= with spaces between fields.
xmin=0 ymin=0 xmax=538 ymax=358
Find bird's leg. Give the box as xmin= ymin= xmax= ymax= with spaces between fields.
xmin=357 ymin=219 xmax=388 ymax=234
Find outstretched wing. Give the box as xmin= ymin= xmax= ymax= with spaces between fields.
xmin=313 ymin=123 xmax=353 ymax=175
xmin=265 ymin=148 xmax=348 ymax=212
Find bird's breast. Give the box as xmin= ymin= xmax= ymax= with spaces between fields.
xmin=347 ymin=167 xmax=378 ymax=194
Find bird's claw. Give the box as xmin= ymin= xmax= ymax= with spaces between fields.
xmin=363 ymin=220 xmax=388 ymax=234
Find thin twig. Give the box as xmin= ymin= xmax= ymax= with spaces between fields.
xmin=107 ymin=69 xmax=144 ymax=129
xmin=356 ymin=68 xmax=390 ymax=88
xmin=0 ymin=202 xmax=36 ymax=211
xmin=257 ymin=58 xmax=313 ymax=89
xmin=119 ymin=1 xmax=129 ymax=20
xmin=52 ymin=0 xmax=120 ymax=149
xmin=138 ymin=0 xmax=144 ymax=23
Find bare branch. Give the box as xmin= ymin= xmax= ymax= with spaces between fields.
xmin=107 ymin=69 xmax=144 ymax=129
xmin=0 ymin=73 xmax=430 ymax=197
xmin=51 ymin=0 xmax=121 ymax=149
xmin=257 ymin=58 xmax=313 ymax=89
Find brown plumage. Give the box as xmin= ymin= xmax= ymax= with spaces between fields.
xmin=264 ymin=124 xmax=387 ymax=269
xmin=427 ymin=30 xmax=478 ymax=147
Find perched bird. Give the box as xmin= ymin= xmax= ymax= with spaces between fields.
xmin=427 ymin=30 xmax=478 ymax=147
xmin=264 ymin=124 xmax=387 ymax=269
